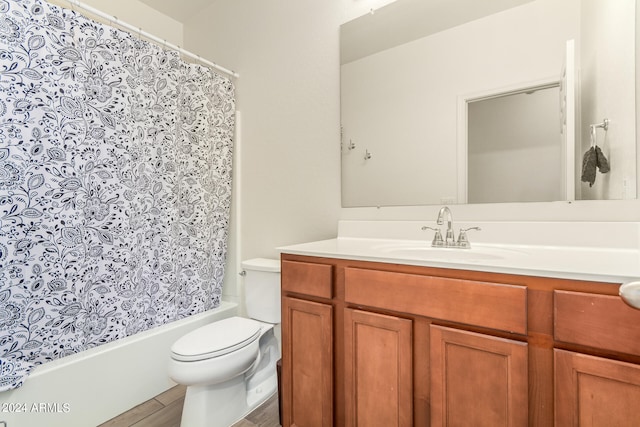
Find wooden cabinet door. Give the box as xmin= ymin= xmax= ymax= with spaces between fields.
xmin=344 ymin=308 xmax=413 ymax=427
xmin=282 ymin=296 xmax=333 ymax=427
xmin=555 ymin=349 xmax=640 ymax=426
xmin=430 ymin=325 xmax=528 ymax=427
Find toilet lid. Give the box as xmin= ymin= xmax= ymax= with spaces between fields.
xmin=171 ymin=317 xmax=261 ymax=362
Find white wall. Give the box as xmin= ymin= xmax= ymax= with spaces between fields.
xmin=183 ymin=0 xmax=342 ymax=304
xmin=579 ymin=0 xmax=637 ymax=200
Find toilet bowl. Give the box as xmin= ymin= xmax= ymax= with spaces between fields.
xmin=168 ymin=258 xmax=281 ymax=427
xmin=169 ymin=316 xmax=262 ymax=386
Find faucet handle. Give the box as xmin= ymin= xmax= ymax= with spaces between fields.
xmin=444 ymin=228 xmax=455 ymax=245
xmin=457 ymin=227 xmax=481 ymax=248
xmin=421 ymin=226 xmax=444 ymax=247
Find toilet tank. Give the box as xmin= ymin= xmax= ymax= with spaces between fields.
xmin=242 ymin=258 xmax=281 ymax=324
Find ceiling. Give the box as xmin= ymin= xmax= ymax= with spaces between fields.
xmin=139 ymin=0 xmax=214 ymax=22
xmin=341 ymin=0 xmax=534 ymax=64
xmin=140 ymin=0 xmax=534 ymax=56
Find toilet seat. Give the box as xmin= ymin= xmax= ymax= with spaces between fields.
xmin=171 ymin=317 xmax=261 ymax=362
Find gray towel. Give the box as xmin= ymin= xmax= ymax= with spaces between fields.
xmin=595 ymin=146 xmax=610 ymax=173
xmin=581 ymin=146 xmax=610 ymax=187
xmin=581 ymin=147 xmax=597 ymax=186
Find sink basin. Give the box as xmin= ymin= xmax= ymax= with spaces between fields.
xmin=372 ymin=242 xmax=527 ymax=262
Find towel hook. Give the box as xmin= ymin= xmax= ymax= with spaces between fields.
xmin=590 ymin=118 xmax=609 ymax=132
xmin=589 ymin=118 xmax=609 ymax=147
xmin=597 ymin=118 xmax=609 ymax=131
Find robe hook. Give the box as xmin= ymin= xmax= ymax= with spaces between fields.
xmin=591 ymin=118 xmax=609 ymax=132
xmin=589 ymin=118 xmax=609 ymax=148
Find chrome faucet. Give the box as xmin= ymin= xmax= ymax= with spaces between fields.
xmin=437 ymin=206 xmax=455 ymax=246
xmin=422 ymin=206 xmax=482 ymax=248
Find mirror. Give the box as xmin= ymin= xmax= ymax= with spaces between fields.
xmin=340 ymin=0 xmax=637 ymax=207
xmin=467 ymin=84 xmax=563 ymax=203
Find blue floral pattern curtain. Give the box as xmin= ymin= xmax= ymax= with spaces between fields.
xmin=0 ymin=0 xmax=235 ymax=391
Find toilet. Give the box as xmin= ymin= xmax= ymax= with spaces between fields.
xmin=168 ymin=258 xmax=281 ymax=427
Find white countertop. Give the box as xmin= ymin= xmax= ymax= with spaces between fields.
xmin=278 ymin=221 xmax=640 ymax=284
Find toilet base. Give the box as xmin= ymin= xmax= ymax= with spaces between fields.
xmin=181 ymin=377 xmax=245 ymax=427
xmin=246 ymin=369 xmax=278 ymax=409
xmin=179 ymin=369 xmax=278 ymax=427
xmin=178 ymin=327 xmax=280 ymax=427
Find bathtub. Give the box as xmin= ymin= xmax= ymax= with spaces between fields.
xmin=1 ymin=301 xmax=238 ymax=427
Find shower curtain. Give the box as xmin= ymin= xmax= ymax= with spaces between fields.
xmin=0 ymin=0 xmax=235 ymax=391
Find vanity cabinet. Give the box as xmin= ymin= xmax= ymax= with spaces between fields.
xmin=280 ymin=254 xmax=639 ymax=426
xmin=282 ymin=296 xmax=333 ymax=427
xmin=344 ymin=308 xmax=413 ymax=426
xmin=343 ymin=266 xmax=528 ymax=426
xmin=555 ymin=349 xmax=640 ymax=426
xmin=553 ymin=290 xmax=640 ymax=426
xmin=281 ymin=260 xmax=334 ymax=427
xmin=430 ymin=325 xmax=528 ymax=426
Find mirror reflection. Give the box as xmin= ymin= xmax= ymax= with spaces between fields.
xmin=467 ymin=84 xmax=562 ymax=203
xmin=340 ymin=0 xmax=637 ymax=207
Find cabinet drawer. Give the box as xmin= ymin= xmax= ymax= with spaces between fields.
xmin=282 ymin=260 xmax=333 ymax=299
xmin=344 ymin=268 xmax=527 ymax=334
xmin=555 ymin=290 xmax=640 ymax=355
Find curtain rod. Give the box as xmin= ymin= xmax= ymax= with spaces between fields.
xmin=63 ymin=0 xmax=239 ymax=79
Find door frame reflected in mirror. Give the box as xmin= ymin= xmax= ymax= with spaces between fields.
xmin=456 ymin=77 xmax=565 ymax=204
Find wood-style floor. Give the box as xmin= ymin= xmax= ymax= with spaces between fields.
xmin=98 ymin=385 xmax=280 ymax=427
